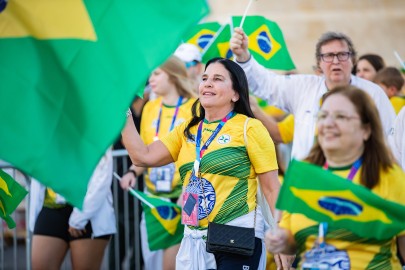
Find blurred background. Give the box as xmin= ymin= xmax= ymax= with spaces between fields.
xmin=206 ymin=0 xmax=405 ymax=73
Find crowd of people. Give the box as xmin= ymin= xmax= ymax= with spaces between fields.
xmin=27 ymin=24 xmax=405 ymax=270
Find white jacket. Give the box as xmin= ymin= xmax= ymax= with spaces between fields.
xmin=29 ymin=149 xmax=116 ymax=237
xmin=238 ymin=57 xmax=396 ymax=159
xmin=389 ymin=107 xmax=405 ymax=169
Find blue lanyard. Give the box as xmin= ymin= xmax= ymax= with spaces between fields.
xmin=319 ymin=157 xmax=363 ymax=247
xmin=193 ymin=111 xmax=235 ymax=176
xmin=154 ymin=96 xmax=183 ymax=140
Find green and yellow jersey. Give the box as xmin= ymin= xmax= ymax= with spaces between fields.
xmin=161 ymin=113 xmax=278 ymax=229
xmin=140 ymin=97 xmax=195 ymax=198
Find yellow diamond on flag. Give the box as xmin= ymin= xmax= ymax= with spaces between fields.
xmin=0 ymin=177 xmax=11 ymax=197
xmin=248 ymin=24 xmax=281 ymax=61
xmin=187 ymin=29 xmax=217 ymax=51
xmin=217 ymin=42 xmax=232 ymax=59
xmin=290 ymin=187 xmax=391 ymax=224
xmin=151 ymin=207 xmax=181 ymax=235
xmin=0 ymin=0 xmax=97 ymax=40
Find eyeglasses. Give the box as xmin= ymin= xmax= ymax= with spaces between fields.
xmin=319 ymin=52 xmax=352 ymax=63
xmin=316 ymin=111 xmax=360 ymax=123
xmin=185 ymin=60 xmax=199 ymax=69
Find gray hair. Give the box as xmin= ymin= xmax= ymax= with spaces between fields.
xmin=315 ymin=32 xmax=357 ymax=67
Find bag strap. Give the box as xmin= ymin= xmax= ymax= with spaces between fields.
xmin=243 ymin=117 xmax=257 ymax=229
xmin=200 ymin=116 xmax=256 ymax=228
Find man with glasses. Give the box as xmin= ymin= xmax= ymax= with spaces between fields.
xmin=230 ymin=29 xmax=395 ymax=160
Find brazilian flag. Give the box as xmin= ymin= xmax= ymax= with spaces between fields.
xmin=277 ymin=160 xmax=405 ymax=240
xmin=0 ymin=0 xmax=208 ymax=208
xmin=232 ymin=16 xmax=295 ymax=71
xmin=0 ymin=169 xmax=28 ymax=229
xmin=183 ymin=21 xmax=221 ymax=51
xmin=130 ymin=190 xmax=183 ymax=251
xmin=201 ymin=24 xmax=233 ymax=63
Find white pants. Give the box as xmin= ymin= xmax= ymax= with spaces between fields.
xmin=176 ymin=208 xmax=267 ymax=270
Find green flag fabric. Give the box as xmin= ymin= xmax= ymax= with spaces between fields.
xmin=231 ymin=16 xmax=295 ymax=71
xmin=0 ymin=169 xmax=28 ymax=229
xmin=277 ymin=160 xmax=405 ymax=240
xmin=183 ymin=21 xmax=221 ymax=52
xmin=201 ymin=24 xmax=232 ymax=63
xmin=129 ymin=189 xmax=184 ymax=251
xmin=0 ymin=0 xmax=209 ymax=208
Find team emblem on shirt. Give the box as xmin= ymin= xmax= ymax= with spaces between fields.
xmin=217 ymin=134 xmax=231 ymax=144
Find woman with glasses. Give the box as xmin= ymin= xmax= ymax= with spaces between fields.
xmin=230 ymin=29 xmax=395 ymax=161
xmin=265 ymin=85 xmax=405 ymax=269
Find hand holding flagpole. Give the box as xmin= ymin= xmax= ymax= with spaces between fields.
xmin=113 ymin=172 xmax=154 ymax=208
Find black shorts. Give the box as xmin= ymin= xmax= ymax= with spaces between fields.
xmin=33 ymin=206 xmax=111 ymax=242
xmin=214 ymin=237 xmax=262 ymax=270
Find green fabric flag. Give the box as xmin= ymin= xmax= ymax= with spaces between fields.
xmin=277 ymin=160 xmax=405 ymax=240
xmin=0 ymin=0 xmax=209 ymax=208
xmin=232 ymin=16 xmax=295 ymax=71
xmin=0 ymin=169 xmax=28 ymax=229
xmin=201 ymin=24 xmax=232 ymax=63
xmin=183 ymin=21 xmax=221 ymax=51
xmin=129 ymin=189 xmax=184 ymax=251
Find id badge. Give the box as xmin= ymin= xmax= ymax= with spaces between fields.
xmin=149 ymin=163 xmax=175 ymax=193
xmin=181 ymin=192 xmax=198 ymax=226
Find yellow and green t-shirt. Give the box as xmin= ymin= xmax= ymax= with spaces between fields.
xmin=161 ymin=113 xmax=278 ymax=229
xmin=140 ymin=97 xmax=195 ymax=198
xmin=280 ymin=164 xmax=405 ymax=270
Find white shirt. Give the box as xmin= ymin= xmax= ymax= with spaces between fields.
xmin=389 ymin=107 xmax=405 ymax=169
xmin=29 ymin=148 xmax=116 ymax=237
xmin=237 ymin=57 xmax=396 ymax=159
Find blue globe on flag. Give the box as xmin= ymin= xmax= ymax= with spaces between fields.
xmin=198 ymin=34 xmax=214 ymax=50
xmin=257 ymin=31 xmax=272 ymax=54
xmin=156 ymin=205 xmax=180 ymax=220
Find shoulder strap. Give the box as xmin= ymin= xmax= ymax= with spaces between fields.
xmin=244 ymin=117 xmax=250 ymax=149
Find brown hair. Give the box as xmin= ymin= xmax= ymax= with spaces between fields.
xmin=374 ymin=67 xmax=405 ymax=91
xmin=315 ymin=32 xmax=357 ymax=68
xmin=305 ymin=85 xmax=394 ymax=189
xmin=160 ymin=56 xmax=196 ymax=98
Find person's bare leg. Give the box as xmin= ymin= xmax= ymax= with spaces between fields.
xmin=32 ymin=235 xmax=68 ymax=270
xmin=163 ymin=243 xmax=181 ymax=270
xmin=70 ymin=238 xmax=109 ymax=270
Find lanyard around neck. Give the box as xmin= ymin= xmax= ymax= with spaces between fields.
xmin=193 ymin=111 xmax=235 ymax=175
xmin=154 ymin=96 xmax=183 ymax=140
xmin=323 ymin=157 xmax=363 ymax=181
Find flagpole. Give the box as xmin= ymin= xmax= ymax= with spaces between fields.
xmin=113 ymin=172 xmax=154 ymax=208
xmin=394 ymin=51 xmax=405 ymax=70
xmin=239 ymin=0 xmax=255 ymax=28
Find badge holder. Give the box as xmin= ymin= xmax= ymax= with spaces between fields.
xmin=181 ymin=172 xmax=200 ymax=226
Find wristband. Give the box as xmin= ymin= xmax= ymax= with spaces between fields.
xmin=127 ymin=169 xmax=137 ymax=178
xmin=235 ymin=53 xmax=252 ymax=64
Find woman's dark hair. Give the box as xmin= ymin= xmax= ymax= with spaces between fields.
xmin=305 ymin=85 xmax=394 ymax=189
xmin=184 ymin=57 xmax=254 ymax=139
xmin=352 ymin=54 xmax=385 ymax=75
